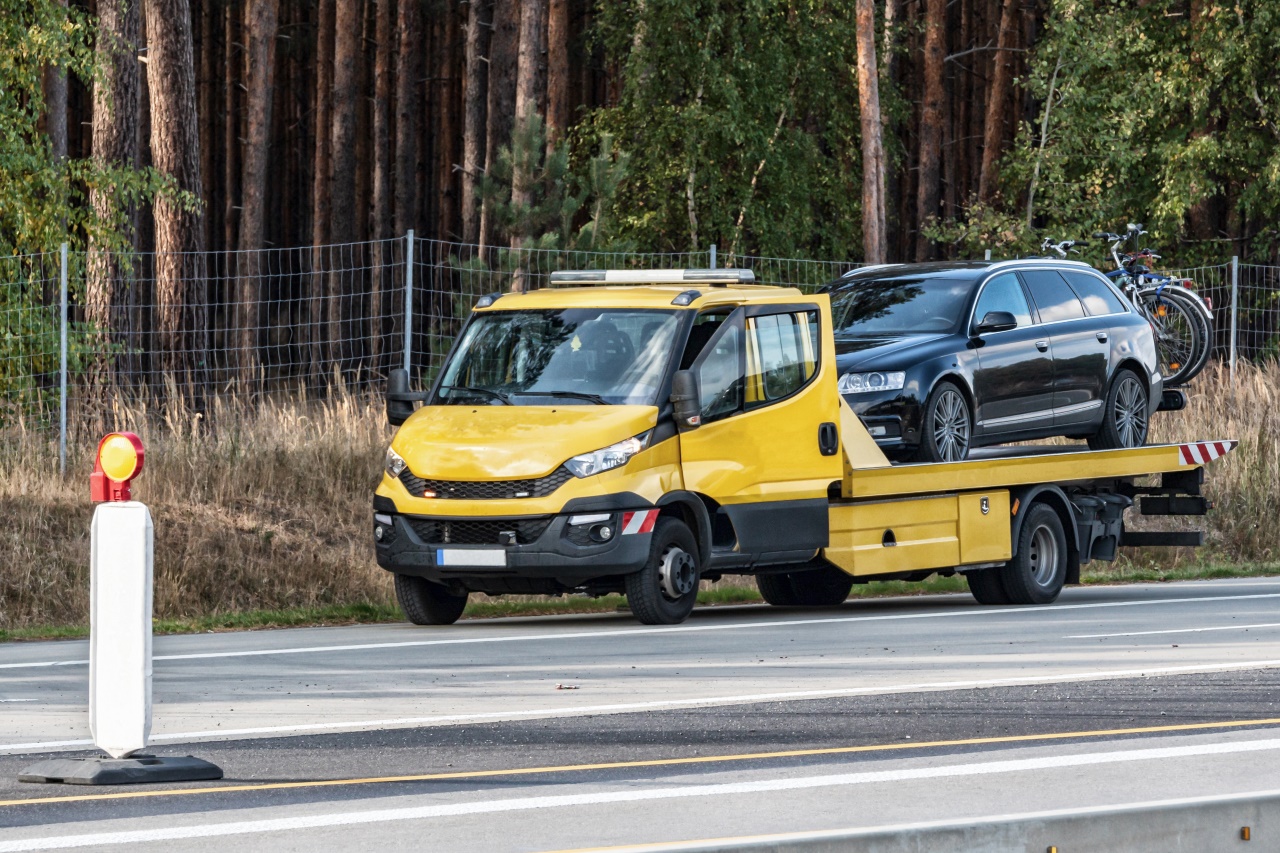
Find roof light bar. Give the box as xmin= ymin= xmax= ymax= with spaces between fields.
xmin=548 ymin=268 xmax=755 ymax=286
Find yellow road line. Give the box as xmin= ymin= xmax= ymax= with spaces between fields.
xmin=3 ymin=717 xmax=1279 ymax=809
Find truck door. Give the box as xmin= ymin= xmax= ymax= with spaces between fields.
xmin=678 ymin=302 xmax=843 ymax=558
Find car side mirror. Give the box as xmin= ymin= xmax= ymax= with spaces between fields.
xmin=386 ymin=368 xmax=424 ymax=427
xmin=975 ymin=311 xmax=1018 ymax=335
xmin=670 ymin=370 xmax=701 ymax=431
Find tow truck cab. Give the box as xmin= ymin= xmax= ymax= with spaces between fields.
xmin=374 ymin=269 xmax=1230 ymax=625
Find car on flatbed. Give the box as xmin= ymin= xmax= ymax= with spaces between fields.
xmin=374 ymin=269 xmax=1231 ymax=626
xmin=825 ymin=260 xmax=1164 ymax=463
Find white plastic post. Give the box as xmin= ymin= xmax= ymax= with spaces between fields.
xmin=404 ymin=229 xmax=415 ymax=372
xmin=1229 ymin=256 xmax=1239 ymax=383
xmin=89 ymin=502 xmax=154 ymax=759
xmin=59 ymin=243 xmax=68 ymax=477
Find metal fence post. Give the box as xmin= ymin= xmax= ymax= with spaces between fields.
xmin=1229 ymin=256 xmax=1239 ymax=382
xmin=59 ymin=242 xmax=68 ymax=477
xmin=404 ymin=230 xmax=415 ymax=373
xmin=709 ymin=244 xmax=716 ymax=270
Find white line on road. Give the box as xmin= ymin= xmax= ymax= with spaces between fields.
xmin=5 ymin=737 xmax=1280 ymax=851
xmin=1069 ymin=622 xmax=1280 ymax=639
xmin=6 ymin=590 xmax=1280 ymax=673
xmin=6 ymin=657 xmax=1280 ymax=753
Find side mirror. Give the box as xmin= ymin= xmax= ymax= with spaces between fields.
xmin=670 ymin=370 xmax=701 ymax=431
xmin=386 ymin=368 xmax=420 ymax=427
xmin=975 ymin=311 xmax=1017 ymax=335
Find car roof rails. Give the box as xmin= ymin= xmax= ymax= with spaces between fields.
xmin=548 ymin=269 xmax=755 ymax=287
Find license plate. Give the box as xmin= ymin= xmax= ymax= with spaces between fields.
xmin=437 ymin=549 xmax=506 ymax=568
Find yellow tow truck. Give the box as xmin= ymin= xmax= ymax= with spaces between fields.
xmin=373 ymin=269 xmax=1233 ymax=625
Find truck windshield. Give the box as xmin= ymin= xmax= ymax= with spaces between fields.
xmin=435 ymin=308 xmax=682 ymax=406
xmin=830 ymin=277 xmax=972 ymax=336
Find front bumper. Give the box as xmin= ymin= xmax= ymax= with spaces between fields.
xmin=842 ymin=391 xmax=918 ymax=450
xmin=373 ymin=497 xmax=653 ymax=584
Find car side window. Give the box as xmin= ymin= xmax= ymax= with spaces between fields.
xmin=696 ymin=323 xmax=744 ymax=423
xmin=1062 ymin=271 xmax=1129 ymax=316
xmin=1020 ymin=270 xmax=1087 ymax=323
xmin=973 ymin=274 xmax=1033 ymax=329
xmin=746 ymin=311 xmax=819 ymax=407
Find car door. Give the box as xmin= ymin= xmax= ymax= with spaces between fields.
xmin=969 ymin=272 xmax=1054 ymax=437
xmin=1018 ymin=269 xmax=1110 ymax=428
xmin=677 ymin=301 xmax=842 ymax=558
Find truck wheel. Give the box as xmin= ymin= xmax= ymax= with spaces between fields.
xmin=756 ymin=573 xmax=801 ymax=606
xmin=788 ymin=566 xmax=854 ymax=606
xmin=625 ymin=517 xmax=701 ymax=625
xmin=913 ymin=380 xmax=971 ymax=463
xmin=1088 ymin=370 xmax=1148 ymax=450
xmin=999 ymin=504 xmax=1068 ymax=605
xmin=966 ymin=567 xmax=1010 ymax=605
xmin=394 ymin=574 xmax=469 ymax=625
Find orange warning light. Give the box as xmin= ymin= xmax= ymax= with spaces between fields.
xmin=90 ymin=432 xmax=145 ymax=502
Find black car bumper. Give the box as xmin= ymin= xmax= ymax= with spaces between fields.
xmin=842 ymin=392 xmax=921 ymax=451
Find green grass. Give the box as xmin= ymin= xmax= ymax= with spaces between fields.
xmin=2 ymin=563 xmax=1274 ymax=644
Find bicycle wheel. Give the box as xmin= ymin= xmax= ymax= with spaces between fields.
xmin=1139 ymin=288 xmax=1209 ymax=386
xmin=1165 ymin=290 xmax=1213 ymax=383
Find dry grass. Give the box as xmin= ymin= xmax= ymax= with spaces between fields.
xmin=1 ymin=361 xmax=1277 ymax=632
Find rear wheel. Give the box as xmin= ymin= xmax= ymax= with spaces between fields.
xmin=913 ymin=381 xmax=971 ymax=463
xmin=1088 ymin=369 xmax=1149 ymax=450
xmin=788 ymin=566 xmax=854 ymax=605
xmin=999 ymin=504 xmax=1068 ymax=605
xmin=625 ymin=517 xmax=701 ymax=625
xmin=756 ymin=573 xmax=802 ymax=606
xmin=394 ymin=574 xmax=469 ymax=625
xmin=966 ymin=568 xmax=1011 ymax=604
xmin=1141 ymin=290 xmax=1209 ymax=386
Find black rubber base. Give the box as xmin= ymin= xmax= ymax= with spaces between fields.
xmin=19 ymin=755 xmax=223 ymax=786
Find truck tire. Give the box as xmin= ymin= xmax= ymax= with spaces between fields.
xmin=913 ymin=380 xmax=971 ymax=463
xmin=625 ymin=517 xmax=701 ymax=624
xmin=966 ymin=567 xmax=1010 ymax=605
xmin=788 ymin=566 xmax=854 ymax=605
xmin=395 ymin=574 xmax=469 ymax=625
xmin=1088 ymin=369 xmax=1149 ymax=450
xmin=999 ymin=504 xmax=1068 ymax=605
xmin=756 ymin=573 xmax=802 ymax=606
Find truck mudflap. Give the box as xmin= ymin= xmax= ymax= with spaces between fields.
xmin=373 ymin=500 xmax=655 ymax=583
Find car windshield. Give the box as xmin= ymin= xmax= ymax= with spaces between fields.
xmin=830 ymin=277 xmax=972 ymax=336
xmin=435 ymin=308 xmax=681 ymax=406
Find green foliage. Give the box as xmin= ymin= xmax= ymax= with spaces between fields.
xmin=586 ymin=0 xmax=865 ymax=259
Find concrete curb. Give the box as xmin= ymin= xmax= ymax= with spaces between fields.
xmin=596 ymin=789 xmax=1280 ymax=852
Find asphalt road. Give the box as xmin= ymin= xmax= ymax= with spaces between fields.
xmin=3 ymin=577 xmax=1280 ymax=850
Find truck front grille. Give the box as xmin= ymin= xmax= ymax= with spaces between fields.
xmin=399 ymin=467 xmax=573 ymax=500
xmin=406 ymin=516 xmax=553 ymax=545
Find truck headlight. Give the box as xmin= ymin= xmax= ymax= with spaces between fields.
xmin=838 ymin=371 xmax=906 ymax=394
xmin=385 ymin=446 xmax=407 ymax=478
xmin=565 ymin=431 xmax=651 ymax=478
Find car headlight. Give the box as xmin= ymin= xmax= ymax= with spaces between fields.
xmin=385 ymin=446 xmax=407 ymax=479
xmin=565 ymin=431 xmax=652 ymax=478
xmin=838 ymin=371 xmax=906 ymax=394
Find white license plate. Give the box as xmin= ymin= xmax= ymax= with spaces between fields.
xmin=437 ymin=548 xmax=507 ymax=568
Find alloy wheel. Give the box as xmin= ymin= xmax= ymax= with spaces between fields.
xmin=932 ymin=388 xmax=971 ymax=462
xmin=1113 ymin=375 xmax=1148 ymax=447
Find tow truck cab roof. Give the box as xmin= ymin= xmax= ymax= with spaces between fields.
xmin=472 ymin=269 xmax=805 ymax=312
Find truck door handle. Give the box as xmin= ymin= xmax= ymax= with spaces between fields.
xmin=818 ymin=422 xmax=839 ymax=456
xmin=1096 ymin=332 xmax=1109 ymax=343
xmin=1035 ymin=340 xmax=1049 ymax=352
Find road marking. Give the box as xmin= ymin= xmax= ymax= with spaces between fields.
xmin=3 ymin=717 xmax=1279 ymax=808
xmin=7 ymin=658 xmax=1280 ymax=754
xmin=6 ymin=590 xmax=1280 ymax=673
xmin=5 ymin=738 xmax=1280 ymax=851
xmin=1069 ymin=622 xmax=1280 ymax=639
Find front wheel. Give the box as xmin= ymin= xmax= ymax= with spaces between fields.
xmin=912 ymin=380 xmax=971 ymax=463
xmin=625 ymin=517 xmax=701 ymax=624
xmin=394 ymin=574 xmax=469 ymax=625
xmin=1088 ymin=369 xmax=1149 ymax=450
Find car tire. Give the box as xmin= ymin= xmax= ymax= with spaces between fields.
xmin=966 ymin=567 xmax=1011 ymax=605
xmin=394 ymin=574 xmax=469 ymax=625
xmin=999 ymin=504 xmax=1068 ymax=605
xmin=625 ymin=517 xmax=701 ymax=625
xmin=756 ymin=573 xmax=802 ymax=606
xmin=913 ymin=380 xmax=972 ymax=463
xmin=1088 ymin=369 xmax=1149 ymax=450
xmin=788 ymin=566 xmax=854 ymax=606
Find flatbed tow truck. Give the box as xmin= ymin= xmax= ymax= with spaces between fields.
xmin=373 ymin=269 xmax=1234 ymax=625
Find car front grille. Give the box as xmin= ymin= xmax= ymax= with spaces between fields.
xmin=406 ymin=516 xmax=553 ymax=546
xmin=398 ymin=467 xmax=573 ymax=500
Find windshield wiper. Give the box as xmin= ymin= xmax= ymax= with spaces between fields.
xmin=438 ymin=385 xmax=512 ymax=405
xmin=518 ymin=390 xmax=609 ymax=405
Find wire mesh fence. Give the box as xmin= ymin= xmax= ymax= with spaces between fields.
xmin=2 ymin=236 xmax=1276 ymax=449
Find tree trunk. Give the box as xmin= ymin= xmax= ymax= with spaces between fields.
xmin=146 ymin=0 xmax=208 ymax=395
xmin=914 ymin=0 xmax=945 ymax=260
xmin=42 ymin=0 xmax=68 ymax=165
xmin=461 ymin=0 xmax=490 ymax=244
xmin=329 ymin=0 xmax=361 ymax=377
xmin=511 ymin=0 xmax=545 ymax=259
xmin=371 ymin=0 xmax=394 ymax=369
xmin=394 ymin=0 xmax=420 ymax=236
xmin=977 ymin=0 xmax=1018 ymax=204
xmin=546 ymin=0 xmax=569 ymax=143
xmin=855 ymin=0 xmax=886 ymax=265
xmin=223 ymin=4 xmax=239 ymax=254
xmin=238 ymin=0 xmax=278 ymax=385
xmin=437 ymin=5 xmax=460 ymax=242
xmin=480 ymin=0 xmax=519 ymax=252
xmin=86 ymin=0 xmax=140 ymax=392
xmin=310 ymin=0 xmax=335 ymax=384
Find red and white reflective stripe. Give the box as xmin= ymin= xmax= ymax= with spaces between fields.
xmin=620 ymin=509 xmax=659 ymax=535
xmin=1179 ymin=441 xmax=1235 ymax=465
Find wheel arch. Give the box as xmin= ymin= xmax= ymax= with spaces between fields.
xmin=1010 ymin=484 xmax=1082 ymax=585
xmin=656 ymin=491 xmax=714 ymax=564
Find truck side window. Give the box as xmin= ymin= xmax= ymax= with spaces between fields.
xmin=746 ymin=311 xmax=819 ymax=406
xmin=697 ymin=325 xmax=743 ymax=422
